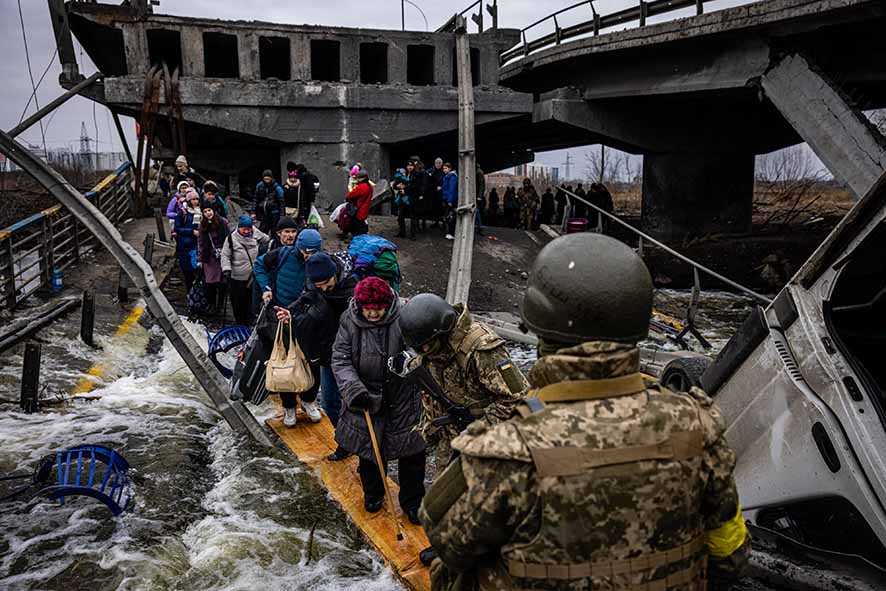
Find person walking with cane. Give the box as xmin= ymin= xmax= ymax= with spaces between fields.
xmin=331 ymin=277 xmax=426 ymax=522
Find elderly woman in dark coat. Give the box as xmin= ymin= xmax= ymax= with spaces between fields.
xmin=332 ymin=276 xmax=426 ymax=522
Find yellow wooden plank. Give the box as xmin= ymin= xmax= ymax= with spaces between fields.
xmin=72 ymin=304 xmax=145 ymax=396
xmin=268 ymin=406 xmax=431 ymax=591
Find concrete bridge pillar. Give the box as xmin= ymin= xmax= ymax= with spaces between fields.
xmin=640 ymin=152 xmax=754 ymax=241
xmin=280 ymin=142 xmax=390 ymax=210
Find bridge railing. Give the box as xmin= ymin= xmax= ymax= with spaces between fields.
xmin=558 ymin=185 xmax=772 ymax=305
xmin=500 ymin=0 xmax=736 ymax=65
xmin=0 ymin=162 xmax=133 ymax=310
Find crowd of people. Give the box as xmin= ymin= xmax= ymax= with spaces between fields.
xmin=481 ymin=180 xmax=616 ymax=230
xmin=388 ymin=156 xmax=461 ymax=240
xmin=159 ymin=153 xmax=749 ymax=591
xmin=160 ymin=156 xmax=323 ymax=322
xmin=386 ymin=155 xmax=616 ymax=238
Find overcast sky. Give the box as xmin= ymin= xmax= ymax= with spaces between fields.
xmin=2 ymin=0 xmax=768 ymax=176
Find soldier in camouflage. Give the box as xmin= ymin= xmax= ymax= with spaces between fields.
xmin=398 ymin=293 xmax=529 ymax=470
xmin=419 ymin=233 xmax=750 ymax=591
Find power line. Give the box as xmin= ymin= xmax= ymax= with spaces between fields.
xmin=17 ymin=0 xmax=48 ymax=155
xmin=18 ymin=47 xmax=59 ymax=124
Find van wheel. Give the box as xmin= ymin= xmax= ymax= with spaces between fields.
xmin=660 ymin=356 xmax=712 ymax=393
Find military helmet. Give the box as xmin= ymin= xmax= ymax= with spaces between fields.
xmin=521 ymin=233 xmax=653 ymax=344
xmin=399 ymin=293 xmax=458 ymax=349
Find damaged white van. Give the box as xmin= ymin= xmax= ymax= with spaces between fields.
xmin=689 ymin=178 xmax=886 ymax=570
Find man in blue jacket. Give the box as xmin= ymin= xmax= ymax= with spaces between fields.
xmin=254 ymin=227 xmax=323 ymax=426
xmin=441 ymin=162 xmax=459 ymax=240
xmin=254 ymin=169 xmax=285 ymax=234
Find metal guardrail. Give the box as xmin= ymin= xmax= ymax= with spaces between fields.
xmin=0 ymin=162 xmax=133 ymax=310
xmin=559 ymin=186 xmax=773 ymax=306
xmin=500 ymin=0 xmax=720 ymax=65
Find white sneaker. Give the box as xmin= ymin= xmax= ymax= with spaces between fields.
xmin=283 ymin=407 xmax=297 ymax=427
xmin=445 ymin=234 xmax=454 ymax=240
xmin=301 ymin=399 xmax=322 ymax=423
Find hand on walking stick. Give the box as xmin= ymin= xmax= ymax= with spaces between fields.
xmin=363 ymin=409 xmax=405 ymax=541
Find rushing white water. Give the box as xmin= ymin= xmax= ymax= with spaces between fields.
xmin=0 ymin=315 xmax=398 ymax=591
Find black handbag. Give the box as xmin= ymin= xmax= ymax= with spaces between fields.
xmin=187 ymin=271 xmax=210 ymax=316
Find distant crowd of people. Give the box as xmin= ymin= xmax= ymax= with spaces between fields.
xmin=387 ymin=156 xmax=616 ymax=239
xmin=481 ymin=180 xmax=615 ymax=231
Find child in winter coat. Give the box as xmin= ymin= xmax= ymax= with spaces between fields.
xmin=174 ymin=191 xmax=202 ymax=291
xmin=441 ymin=163 xmax=458 ymax=239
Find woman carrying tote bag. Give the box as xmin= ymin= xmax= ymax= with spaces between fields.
xmin=265 ymin=319 xmax=320 ymax=427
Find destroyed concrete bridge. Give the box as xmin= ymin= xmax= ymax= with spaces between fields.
xmin=52 ymin=0 xmax=886 ymax=238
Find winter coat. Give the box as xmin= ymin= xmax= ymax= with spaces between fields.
xmin=220 ymin=228 xmax=270 ymax=281
xmin=166 ymin=193 xmax=184 ymax=220
xmin=197 ymin=218 xmax=229 ymax=284
xmin=346 ymin=181 xmax=373 ymax=221
xmin=283 ymin=179 xmax=315 ymax=220
xmin=254 ymin=180 xmax=285 ymax=223
xmin=391 ymin=170 xmax=411 ymax=207
xmin=289 ymin=252 xmax=357 ymax=366
xmin=201 ymin=196 xmax=228 ymax=220
xmin=253 ymin=245 xmax=307 ymax=307
xmin=409 ymin=169 xmax=432 ymax=216
xmin=541 ymin=190 xmax=555 ymax=214
xmin=173 ymin=209 xmax=199 ymax=254
xmin=429 ymin=167 xmax=445 ymax=216
xmin=173 ymin=169 xmax=205 ymax=191
xmin=332 ymin=298 xmax=425 ymax=462
xmin=488 ymin=189 xmax=500 ymax=212
xmin=441 ymin=171 xmax=458 ymax=206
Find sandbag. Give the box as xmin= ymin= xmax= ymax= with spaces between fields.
xmin=265 ymin=322 xmax=315 ymax=393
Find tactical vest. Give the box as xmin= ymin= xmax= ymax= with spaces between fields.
xmin=445 ymin=319 xmax=505 ymax=418
xmin=451 ymin=322 xmax=503 ymax=372
xmin=503 ymin=374 xmax=709 ymax=591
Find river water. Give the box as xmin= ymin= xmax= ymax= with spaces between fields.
xmin=0 ymin=288 xmax=755 ymax=590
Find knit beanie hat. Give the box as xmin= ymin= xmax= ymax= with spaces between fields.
xmin=295 ymin=228 xmax=322 ymax=253
xmin=238 ymin=214 xmax=253 ymax=228
xmin=175 ymin=155 xmax=188 ymax=166
xmin=275 ymin=216 xmax=299 ymax=232
xmin=305 ymin=252 xmax=337 ymax=283
xmin=354 ymin=277 xmax=394 ymax=311
xmin=262 ymin=169 xmax=273 ymax=179
xmin=176 ymin=180 xmax=190 ymax=192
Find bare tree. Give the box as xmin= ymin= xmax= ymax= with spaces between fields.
xmin=584 ymin=146 xmax=632 ymax=184
xmin=755 ymin=145 xmax=828 ymax=228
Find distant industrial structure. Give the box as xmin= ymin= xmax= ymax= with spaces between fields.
xmin=0 ymin=121 xmax=127 ymax=174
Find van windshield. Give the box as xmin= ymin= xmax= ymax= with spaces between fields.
xmin=827 ymin=221 xmax=886 ymax=416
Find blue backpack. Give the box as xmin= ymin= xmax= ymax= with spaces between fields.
xmin=348 ymin=234 xmax=401 ymax=288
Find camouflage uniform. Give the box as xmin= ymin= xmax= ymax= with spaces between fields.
xmin=420 ymin=341 xmax=750 ymax=591
xmin=419 ymin=304 xmax=528 ymax=469
xmin=518 ymin=186 xmax=539 ymax=230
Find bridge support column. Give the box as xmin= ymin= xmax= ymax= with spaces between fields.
xmin=280 ymin=142 xmax=390 ymax=210
xmin=641 ymin=152 xmax=754 ymax=240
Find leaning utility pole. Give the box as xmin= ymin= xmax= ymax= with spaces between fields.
xmin=446 ymin=14 xmax=477 ymax=305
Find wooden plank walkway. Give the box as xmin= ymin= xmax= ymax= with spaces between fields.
xmin=267 ymin=406 xmax=431 ymax=591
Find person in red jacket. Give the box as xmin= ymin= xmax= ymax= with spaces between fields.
xmin=346 ymin=169 xmax=373 ymax=236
